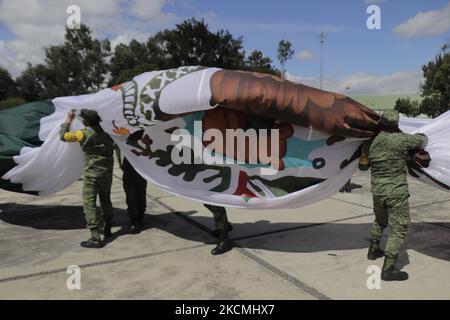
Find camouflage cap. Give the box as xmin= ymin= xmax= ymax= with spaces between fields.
xmin=380 ymin=110 xmax=399 ymax=128
xmin=79 ymin=109 xmax=100 ymax=126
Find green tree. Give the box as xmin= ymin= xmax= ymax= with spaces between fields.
xmin=158 ymin=18 xmax=246 ymax=69
xmin=16 ymin=63 xmax=49 ymax=101
xmin=44 ymin=24 xmax=111 ymax=96
xmin=420 ymin=94 xmax=448 ymax=118
xmin=0 ymin=66 xmax=17 ymax=100
xmin=394 ymin=98 xmax=421 ymax=117
xmin=109 ymin=39 xmax=165 ymax=85
xmin=277 ymin=40 xmax=294 ymax=78
xmin=16 ymin=24 xmax=110 ymax=101
xmin=441 ymin=39 xmax=450 ymax=54
xmin=108 ymin=18 xmax=247 ymax=85
xmin=108 ymin=18 xmax=278 ymax=85
xmin=244 ymin=50 xmax=278 ymax=75
xmin=419 ymin=49 xmax=450 ymax=118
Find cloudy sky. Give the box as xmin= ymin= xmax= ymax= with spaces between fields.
xmin=0 ymin=0 xmax=449 ymax=95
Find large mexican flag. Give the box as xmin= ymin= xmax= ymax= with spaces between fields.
xmin=1 ymin=67 xmax=449 ymax=207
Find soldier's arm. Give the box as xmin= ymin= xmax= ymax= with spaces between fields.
xmin=59 ymin=110 xmax=85 ymax=143
xmin=404 ymin=133 xmax=428 ymax=151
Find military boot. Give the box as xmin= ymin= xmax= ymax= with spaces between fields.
xmin=367 ymin=239 xmax=384 ymax=260
xmin=129 ymin=215 xmax=143 ymax=234
xmin=211 ymin=229 xmax=233 ymax=255
xmin=80 ymin=228 xmax=104 ymax=249
xmin=130 ymin=223 xmax=142 ymax=234
xmin=103 ymin=217 xmax=113 ymax=238
xmin=212 ymin=223 xmax=233 ymax=238
xmin=381 ymin=255 xmax=409 ymax=281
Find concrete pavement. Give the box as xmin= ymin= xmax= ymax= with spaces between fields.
xmin=0 ymin=169 xmax=449 ymax=299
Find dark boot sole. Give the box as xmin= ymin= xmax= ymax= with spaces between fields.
xmin=381 ymin=274 xmax=409 ymax=281
xmin=367 ymin=253 xmax=384 ymax=260
xmin=80 ymin=241 xmax=105 ymax=249
xmin=211 ymin=244 xmax=233 ymax=255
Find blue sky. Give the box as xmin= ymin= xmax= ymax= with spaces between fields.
xmin=1 ymin=0 xmax=449 ymax=95
xmin=169 ymin=0 xmax=449 ymax=77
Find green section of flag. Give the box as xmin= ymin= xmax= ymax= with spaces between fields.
xmin=248 ymin=175 xmax=324 ymax=197
xmin=0 ymin=100 xmax=55 ymax=194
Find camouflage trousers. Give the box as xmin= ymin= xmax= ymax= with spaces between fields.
xmin=204 ymin=204 xmax=229 ymax=230
xmin=82 ymin=174 xmax=113 ymax=229
xmin=370 ymin=194 xmax=411 ymax=258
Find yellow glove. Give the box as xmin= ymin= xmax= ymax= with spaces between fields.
xmin=63 ymin=130 xmax=84 ymax=142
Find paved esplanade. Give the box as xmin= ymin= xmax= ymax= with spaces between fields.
xmin=0 ymin=166 xmax=449 ymax=299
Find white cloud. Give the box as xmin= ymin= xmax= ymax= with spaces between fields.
xmin=0 ymin=0 xmax=175 ymax=77
xmin=393 ymin=3 xmax=450 ymax=38
xmin=296 ymin=50 xmax=315 ymax=61
xmin=109 ymin=31 xmax=150 ymax=50
xmin=286 ymin=70 xmax=423 ymax=95
xmin=129 ymin=0 xmax=171 ymax=21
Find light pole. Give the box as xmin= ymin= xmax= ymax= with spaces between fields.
xmin=319 ymin=32 xmax=326 ymax=89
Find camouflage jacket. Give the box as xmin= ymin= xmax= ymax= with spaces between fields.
xmin=368 ymin=131 xmax=428 ymax=196
xmin=60 ymin=123 xmax=114 ymax=178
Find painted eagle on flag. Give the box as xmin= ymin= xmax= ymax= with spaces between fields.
xmin=1 ymin=66 xmax=449 ymax=208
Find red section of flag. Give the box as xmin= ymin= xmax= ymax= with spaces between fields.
xmin=233 ymin=170 xmax=256 ymax=198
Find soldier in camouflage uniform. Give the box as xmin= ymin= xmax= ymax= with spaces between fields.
xmin=204 ymin=204 xmax=233 ymax=255
xmin=361 ymin=110 xmax=428 ymax=281
xmin=60 ymin=110 xmax=114 ymax=248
